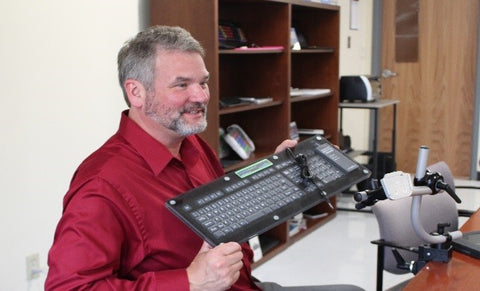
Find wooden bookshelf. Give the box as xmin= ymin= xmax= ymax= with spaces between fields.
xmin=150 ymin=0 xmax=340 ymax=267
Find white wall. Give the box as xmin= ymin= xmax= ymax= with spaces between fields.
xmin=0 ymin=1 xmax=141 ymax=289
xmin=0 ymin=1 xmax=373 ymax=290
xmin=338 ymin=0 xmax=373 ymax=159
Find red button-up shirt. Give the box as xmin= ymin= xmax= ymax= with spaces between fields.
xmin=46 ymin=111 xmax=260 ymax=290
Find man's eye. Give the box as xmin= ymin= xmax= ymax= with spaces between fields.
xmin=177 ymin=83 xmax=188 ymax=88
xmin=200 ymin=81 xmax=208 ymax=88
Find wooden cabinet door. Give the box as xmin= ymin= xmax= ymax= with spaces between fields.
xmin=379 ymin=0 xmax=478 ymax=177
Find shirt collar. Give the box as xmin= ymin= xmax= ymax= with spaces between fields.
xmin=117 ymin=110 xmax=200 ymax=175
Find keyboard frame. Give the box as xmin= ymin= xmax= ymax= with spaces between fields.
xmin=166 ymin=135 xmax=371 ymax=246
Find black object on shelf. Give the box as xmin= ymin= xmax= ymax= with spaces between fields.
xmin=259 ymin=235 xmax=280 ymax=254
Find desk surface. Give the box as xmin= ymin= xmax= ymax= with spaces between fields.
xmin=339 ymin=99 xmax=399 ymax=109
xmin=404 ymin=209 xmax=480 ymax=290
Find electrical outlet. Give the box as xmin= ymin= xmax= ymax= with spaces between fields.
xmin=26 ymin=253 xmax=40 ymax=281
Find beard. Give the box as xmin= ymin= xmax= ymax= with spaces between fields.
xmin=144 ymin=95 xmax=208 ymax=137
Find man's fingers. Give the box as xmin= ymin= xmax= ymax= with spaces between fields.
xmin=215 ymin=242 xmax=243 ymax=266
xmin=198 ymin=241 xmax=213 ymax=254
xmin=275 ymin=139 xmax=298 ymax=153
xmin=216 ymin=242 xmax=241 ymax=254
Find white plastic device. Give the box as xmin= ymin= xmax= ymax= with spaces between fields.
xmin=380 ymin=171 xmax=413 ymax=200
xmin=223 ymin=124 xmax=255 ymax=160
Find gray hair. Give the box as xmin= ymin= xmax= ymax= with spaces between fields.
xmin=117 ymin=25 xmax=205 ymax=106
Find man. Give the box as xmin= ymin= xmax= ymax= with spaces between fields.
xmin=46 ymin=26 xmax=363 ymax=291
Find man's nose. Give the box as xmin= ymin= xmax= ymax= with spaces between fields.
xmin=190 ymin=84 xmax=210 ymax=102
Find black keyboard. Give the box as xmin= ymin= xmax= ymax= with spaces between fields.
xmin=166 ymin=135 xmax=371 ymax=246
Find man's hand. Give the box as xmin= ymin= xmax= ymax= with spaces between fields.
xmin=274 ymin=139 xmax=298 ymax=154
xmin=187 ymin=241 xmax=244 ymax=291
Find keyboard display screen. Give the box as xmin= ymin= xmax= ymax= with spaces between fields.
xmin=235 ymin=159 xmax=273 ymax=178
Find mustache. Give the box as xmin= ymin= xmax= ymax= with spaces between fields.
xmin=180 ymin=102 xmax=207 ymax=114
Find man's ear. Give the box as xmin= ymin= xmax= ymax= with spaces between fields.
xmin=124 ymin=79 xmax=147 ymax=108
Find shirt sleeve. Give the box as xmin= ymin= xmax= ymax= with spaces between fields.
xmin=45 ymin=178 xmax=190 ymax=291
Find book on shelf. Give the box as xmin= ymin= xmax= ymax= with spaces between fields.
xmin=290 ymin=88 xmax=331 ymax=98
xmin=220 ymin=97 xmax=273 ymax=108
xmin=297 ymin=128 xmax=325 ymax=135
xmin=303 ymin=208 xmax=329 ymax=220
xmin=248 ymin=236 xmax=263 ymax=262
xmin=288 ymin=213 xmax=306 ymax=237
xmin=233 ymin=46 xmax=284 ymax=51
xmin=237 ymin=97 xmax=273 ymax=104
xmin=289 ymin=121 xmax=300 ymax=141
xmin=307 ymin=0 xmax=339 ymax=5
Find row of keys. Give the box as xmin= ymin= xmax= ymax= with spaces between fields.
xmin=193 ymin=173 xmax=305 ymax=238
